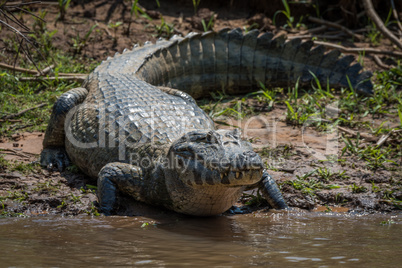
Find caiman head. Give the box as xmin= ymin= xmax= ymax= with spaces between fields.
xmin=164 ymin=129 xmax=264 ymax=216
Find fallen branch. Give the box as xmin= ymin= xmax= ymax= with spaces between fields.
xmin=18 ymin=75 xmax=87 ymax=82
xmin=11 ymin=124 xmax=34 ymax=131
xmin=362 ymin=0 xmax=402 ymax=50
xmin=373 ymin=55 xmax=393 ymax=69
xmin=289 ymin=33 xmax=347 ymax=40
xmin=1 ymin=103 xmax=46 ymax=120
xmin=376 ymin=129 xmax=402 ymax=147
xmin=34 ymin=64 xmax=54 ymax=76
xmin=313 ymin=41 xmax=402 ymax=58
xmin=338 ymin=126 xmax=377 ymax=142
xmin=304 ymin=12 xmax=365 ymax=35
xmin=305 ymin=18 xmax=344 ymax=34
xmin=391 ymin=0 xmax=402 ymax=32
xmin=0 ymin=62 xmax=38 ymax=74
xmin=0 ymin=173 xmax=22 ymax=179
xmin=0 ymin=148 xmax=32 ymax=159
xmin=0 ymin=119 xmax=22 ymax=123
xmin=0 ymin=62 xmax=85 ymax=77
xmin=308 ymin=17 xmax=364 ymax=41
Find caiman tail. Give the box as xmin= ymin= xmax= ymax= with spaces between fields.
xmin=125 ymin=28 xmax=373 ymax=98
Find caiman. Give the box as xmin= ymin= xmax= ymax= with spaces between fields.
xmin=40 ymin=28 xmax=373 ymax=216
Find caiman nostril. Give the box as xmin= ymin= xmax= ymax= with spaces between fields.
xmin=243 ymin=151 xmax=257 ymax=158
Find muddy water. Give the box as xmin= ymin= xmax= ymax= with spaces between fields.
xmin=0 ymin=212 xmax=400 ymax=267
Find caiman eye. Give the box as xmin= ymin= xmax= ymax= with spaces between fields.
xmin=225 ymin=129 xmax=241 ymax=139
xmin=206 ymin=131 xmax=218 ymax=143
xmin=175 ymin=144 xmax=188 ymax=151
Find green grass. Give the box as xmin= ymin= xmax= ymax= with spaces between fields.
xmin=284 ymin=169 xmax=341 ymax=197
xmin=0 ymin=154 xmax=41 ymax=174
xmin=350 ymin=183 xmax=368 ymax=193
xmin=0 ymin=23 xmax=98 ymax=138
xmin=198 ymin=92 xmax=254 ymax=120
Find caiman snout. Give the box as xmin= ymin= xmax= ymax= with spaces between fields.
xmin=225 ymin=149 xmax=263 ymax=172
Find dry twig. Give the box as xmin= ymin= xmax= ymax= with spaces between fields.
xmin=0 ymin=119 xmax=22 ymax=123
xmin=1 ymin=103 xmax=46 ymax=120
xmin=362 ymin=0 xmax=402 ymax=50
xmin=308 ymin=17 xmax=364 ymax=41
xmin=390 ymin=0 xmax=402 ymax=33
xmin=18 ymin=75 xmax=86 ymax=82
xmin=0 ymin=62 xmax=83 ymax=77
xmin=376 ymin=129 xmax=402 ymax=147
xmin=373 ymin=55 xmax=393 ymax=69
xmin=0 ymin=148 xmax=31 ymax=159
xmin=0 ymin=62 xmax=39 ymax=75
xmin=338 ymin=126 xmax=377 ymax=142
xmin=313 ymin=41 xmax=402 ymax=58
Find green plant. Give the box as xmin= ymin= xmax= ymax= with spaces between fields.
xmin=273 ymin=0 xmax=305 ymax=29
xmin=10 ymin=161 xmax=41 ymax=175
xmin=192 ymin=0 xmax=201 ymax=15
xmin=33 ymin=181 xmax=59 ymax=194
xmin=127 ymin=0 xmax=152 ymax=35
xmin=286 ymin=170 xmax=340 ymax=197
xmin=80 ymin=184 xmax=97 ymax=194
xmin=66 ymin=164 xmax=80 ymax=173
xmin=32 ymin=9 xmax=48 ymax=33
xmin=357 ymin=50 xmax=365 ymax=67
xmin=69 ymin=193 xmax=81 ymax=204
xmin=316 ymin=167 xmax=335 ymax=181
xmin=323 ymin=204 xmax=332 ymax=213
xmin=380 ymin=219 xmax=396 ymax=225
xmin=350 ymin=183 xmax=367 ymax=193
xmin=108 ymin=21 xmax=123 ymax=44
xmin=201 ymin=14 xmax=215 ymax=32
xmin=251 ymin=82 xmax=276 ymax=110
xmin=57 ymin=199 xmax=67 ymax=209
xmin=371 ymin=181 xmax=381 ymax=193
xmin=242 ymin=190 xmax=264 ymax=206
xmin=273 ymin=0 xmax=293 ymax=28
xmin=29 ymin=28 xmax=58 ymax=59
xmin=72 ymin=24 xmax=98 ymax=54
xmin=85 ymin=203 xmax=100 ymax=216
xmin=335 ymin=193 xmax=346 ymax=204
xmin=366 ymin=9 xmax=393 ymax=46
xmin=243 ymin=23 xmax=258 ymax=33
xmin=153 ymin=16 xmax=175 ymax=38
xmin=364 ymin=148 xmax=396 ymax=170
xmin=57 ymin=0 xmax=72 ymax=21
xmin=341 ymin=133 xmax=362 ymax=156
xmin=141 ymin=221 xmax=157 ymax=228
xmin=342 ymin=135 xmax=396 ymax=170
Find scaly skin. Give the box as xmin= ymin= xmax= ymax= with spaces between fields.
xmin=40 ymin=28 xmax=373 ymax=216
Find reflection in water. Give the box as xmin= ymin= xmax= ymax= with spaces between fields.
xmin=0 ymin=211 xmax=401 ymax=267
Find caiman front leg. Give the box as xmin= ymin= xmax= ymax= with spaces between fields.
xmin=40 ymin=87 xmax=88 ymax=170
xmin=97 ymin=162 xmax=145 ymax=215
xmin=258 ymin=170 xmax=288 ymax=209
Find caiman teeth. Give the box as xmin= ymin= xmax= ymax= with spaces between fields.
xmin=220 ymin=173 xmax=225 ymax=180
xmin=236 ymin=172 xmax=241 ymax=179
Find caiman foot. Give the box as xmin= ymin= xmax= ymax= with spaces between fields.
xmin=97 ymin=162 xmax=144 ymax=216
xmin=259 ymin=170 xmax=288 ymax=209
xmin=40 ymin=147 xmax=71 ymax=171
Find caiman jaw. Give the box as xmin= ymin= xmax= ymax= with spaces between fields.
xmin=170 ymin=129 xmax=264 ymax=187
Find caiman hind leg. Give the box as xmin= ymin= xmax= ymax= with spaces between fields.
xmin=40 ymin=87 xmax=88 ymax=170
xmin=258 ymin=170 xmax=288 ymax=209
xmin=97 ymin=162 xmax=145 ymax=215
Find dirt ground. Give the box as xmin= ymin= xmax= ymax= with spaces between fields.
xmin=0 ymin=0 xmax=401 ymax=217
